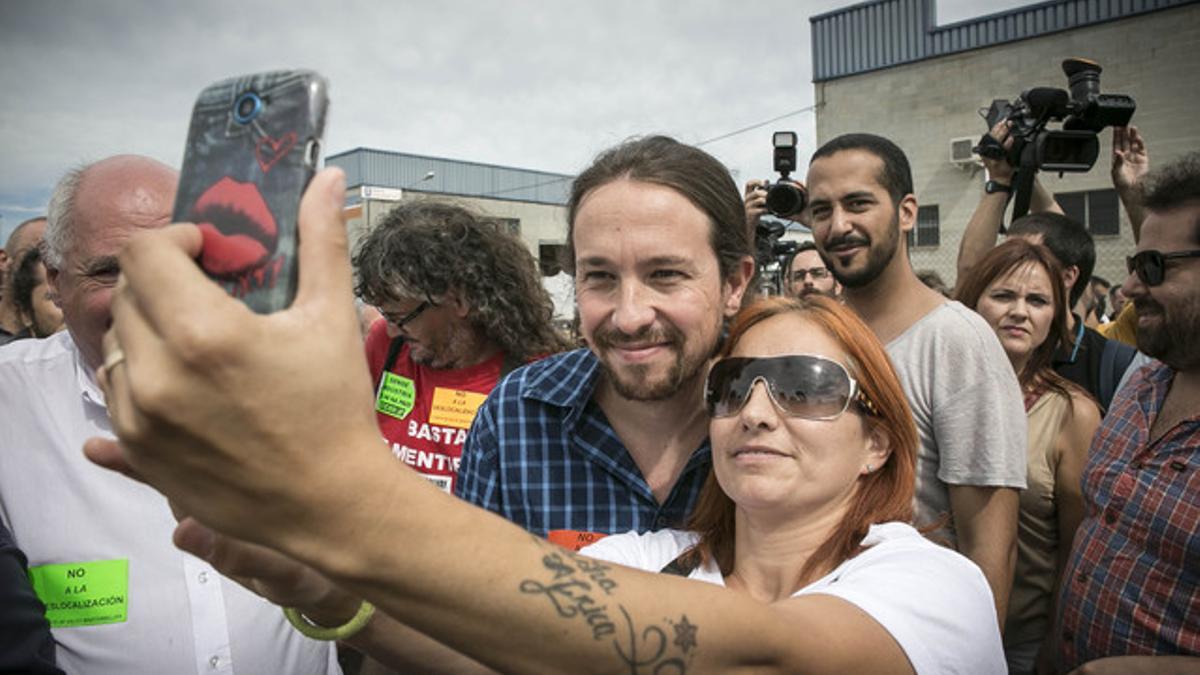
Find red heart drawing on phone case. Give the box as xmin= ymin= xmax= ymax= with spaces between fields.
xmin=255 ymin=132 xmax=297 ymax=173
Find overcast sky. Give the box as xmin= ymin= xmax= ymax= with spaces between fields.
xmin=0 ymin=0 xmax=1026 ymax=241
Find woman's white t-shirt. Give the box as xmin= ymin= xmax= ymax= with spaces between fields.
xmin=580 ymin=521 xmax=1005 ymax=674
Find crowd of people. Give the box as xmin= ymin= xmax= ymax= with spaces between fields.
xmin=0 ymin=110 xmax=1196 ymax=675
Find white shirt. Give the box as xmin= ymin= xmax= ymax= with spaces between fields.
xmin=0 ymin=331 xmax=340 ymax=675
xmin=581 ymin=522 xmax=1006 ymax=675
xmin=542 ymin=271 xmax=575 ymax=322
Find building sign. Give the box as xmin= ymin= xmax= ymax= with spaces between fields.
xmin=361 ymin=185 xmax=404 ymax=202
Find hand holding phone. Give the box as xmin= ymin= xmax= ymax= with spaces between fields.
xmin=173 ymin=70 xmax=329 ymax=313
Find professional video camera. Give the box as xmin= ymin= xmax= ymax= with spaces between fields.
xmin=762 ymin=131 xmax=807 ymax=219
xmin=974 ymin=58 xmax=1135 ymax=220
xmin=754 ymin=219 xmax=799 ymax=296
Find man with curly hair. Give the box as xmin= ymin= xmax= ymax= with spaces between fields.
xmin=354 ymin=201 xmax=570 ymax=494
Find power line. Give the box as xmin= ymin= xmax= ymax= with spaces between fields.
xmin=482 ymin=175 xmax=574 ymax=198
xmin=695 ymin=104 xmax=820 ymax=147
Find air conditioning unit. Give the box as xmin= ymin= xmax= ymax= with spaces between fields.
xmin=949 ymin=136 xmax=983 ymax=171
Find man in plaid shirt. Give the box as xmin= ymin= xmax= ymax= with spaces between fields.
xmin=1056 ymin=152 xmax=1200 ymax=673
xmin=456 ymin=136 xmax=755 ymax=549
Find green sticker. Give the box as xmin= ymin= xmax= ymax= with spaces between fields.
xmin=27 ymin=559 xmax=128 ymax=628
xmin=376 ymin=372 xmax=416 ymax=420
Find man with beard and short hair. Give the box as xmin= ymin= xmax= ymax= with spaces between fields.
xmin=1055 ymin=152 xmax=1200 ymax=674
xmin=803 ymin=133 xmax=1026 ymax=623
xmin=455 ymin=136 xmax=754 ymax=548
xmin=0 ymin=156 xmax=339 ymax=674
xmin=783 ymin=241 xmax=839 ymax=299
xmin=353 ymin=201 xmax=570 ymax=494
xmin=0 ymin=216 xmax=48 ymax=345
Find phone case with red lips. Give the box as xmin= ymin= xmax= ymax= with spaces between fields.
xmin=173 ymin=70 xmax=328 ymax=313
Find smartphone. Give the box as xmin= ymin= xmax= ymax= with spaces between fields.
xmin=172 ymin=70 xmax=329 ymax=313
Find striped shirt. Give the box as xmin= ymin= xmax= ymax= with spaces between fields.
xmin=1057 ymin=361 xmax=1200 ymax=670
xmin=455 ymin=348 xmax=711 ymax=543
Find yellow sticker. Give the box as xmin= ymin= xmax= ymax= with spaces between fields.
xmin=27 ymin=559 xmax=128 ymax=628
xmin=428 ymin=387 xmax=488 ymax=429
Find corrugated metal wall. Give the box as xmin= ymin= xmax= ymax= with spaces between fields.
xmin=812 ymin=0 xmax=1196 ymax=81
xmin=326 ymin=148 xmax=572 ymax=206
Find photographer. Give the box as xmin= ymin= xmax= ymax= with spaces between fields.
xmin=956 ymin=119 xmax=1145 ymax=415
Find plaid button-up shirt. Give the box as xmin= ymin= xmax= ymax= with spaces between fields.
xmin=1057 ymin=361 xmax=1200 ymax=670
xmin=455 ymin=348 xmax=711 ymax=542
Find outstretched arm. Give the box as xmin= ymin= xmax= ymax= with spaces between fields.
xmin=169 ymin=523 xmax=496 ymax=674
xmin=1111 ymin=126 xmax=1150 ymax=242
xmin=745 ymin=179 xmax=767 ymax=231
xmin=957 ymin=121 xmax=1015 ymax=293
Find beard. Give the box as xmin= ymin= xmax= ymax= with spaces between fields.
xmin=795 ymin=285 xmax=831 ymax=299
xmin=410 ymin=320 xmax=471 ymax=369
xmin=592 ymin=318 xmax=717 ymax=402
xmin=1135 ymin=295 xmax=1200 ymax=370
xmin=826 ymin=212 xmax=900 ymax=289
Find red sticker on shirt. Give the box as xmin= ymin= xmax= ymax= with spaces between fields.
xmin=547 ymin=530 xmax=608 ymax=552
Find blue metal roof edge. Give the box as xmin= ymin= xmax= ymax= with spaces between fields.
xmin=810 ymin=0 xmax=1198 ymax=82
xmin=325 ymin=146 xmax=575 ymax=180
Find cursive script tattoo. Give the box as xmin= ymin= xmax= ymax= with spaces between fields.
xmin=520 ymin=552 xmax=617 ymax=639
xmin=520 ymin=540 xmax=697 ymax=672
xmin=613 ymin=606 xmax=688 ymax=674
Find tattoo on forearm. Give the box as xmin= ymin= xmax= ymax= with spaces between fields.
xmin=519 ymin=545 xmax=696 ymax=673
xmin=614 ymin=606 xmax=689 ymax=674
xmin=518 ymin=551 xmax=617 ymax=639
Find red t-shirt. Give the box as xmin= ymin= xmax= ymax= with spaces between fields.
xmin=364 ymin=319 xmax=505 ymax=494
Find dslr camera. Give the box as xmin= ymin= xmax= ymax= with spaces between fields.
xmin=975 ymin=57 xmax=1135 ymax=174
xmin=762 ymin=131 xmax=807 ymax=218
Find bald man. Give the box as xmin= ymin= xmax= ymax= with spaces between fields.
xmin=0 ymin=216 xmax=48 ymax=344
xmin=0 ymin=156 xmax=339 ymax=674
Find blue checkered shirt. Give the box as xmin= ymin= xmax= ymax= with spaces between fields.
xmin=455 ymin=348 xmax=712 ymax=538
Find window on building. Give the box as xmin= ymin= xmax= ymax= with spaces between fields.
xmin=539 ymin=243 xmax=568 ymax=276
xmin=1054 ymin=189 xmax=1120 ymax=236
xmin=906 ymin=205 xmax=940 ymax=248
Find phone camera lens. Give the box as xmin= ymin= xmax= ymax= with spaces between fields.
xmin=233 ymin=92 xmax=262 ymax=124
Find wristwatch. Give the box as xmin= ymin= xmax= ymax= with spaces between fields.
xmin=985 ymin=180 xmax=1013 ymax=195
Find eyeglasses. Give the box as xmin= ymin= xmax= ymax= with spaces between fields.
xmin=1126 ymin=249 xmax=1200 ymax=286
xmin=382 ymin=300 xmax=432 ymax=330
xmin=790 ymin=267 xmax=831 ymax=282
xmin=705 ymin=354 xmax=877 ymax=420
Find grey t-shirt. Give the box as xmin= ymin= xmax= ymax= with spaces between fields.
xmin=886 ymin=301 xmax=1027 ymax=547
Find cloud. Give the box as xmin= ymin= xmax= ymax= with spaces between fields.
xmin=0 ymin=0 xmax=1009 ymax=242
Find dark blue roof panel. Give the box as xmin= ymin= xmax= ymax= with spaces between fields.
xmin=811 ymin=0 xmax=1197 ymax=81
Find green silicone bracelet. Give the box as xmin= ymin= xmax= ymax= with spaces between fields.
xmin=283 ymin=600 xmax=375 ymax=641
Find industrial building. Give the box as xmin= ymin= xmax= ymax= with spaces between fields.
xmin=328 ymin=147 xmax=572 ymax=269
xmin=810 ymin=0 xmax=1200 ymax=286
